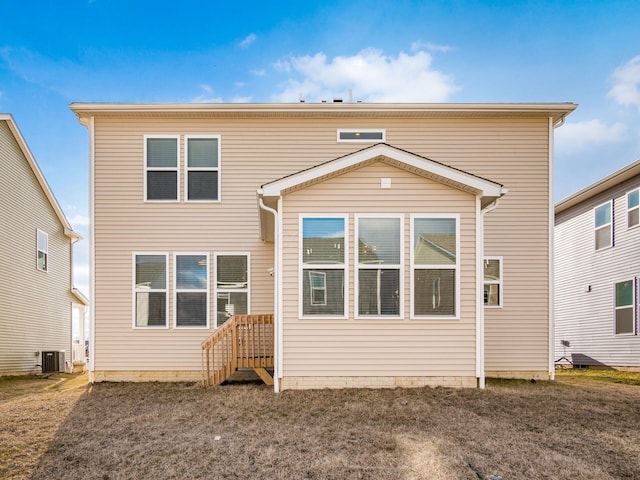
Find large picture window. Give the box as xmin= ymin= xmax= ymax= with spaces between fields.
xmin=185 ymin=136 xmax=220 ymax=201
xmin=301 ymin=216 xmax=347 ymax=317
xmin=175 ymin=253 xmax=209 ymax=328
xmin=483 ymin=257 xmax=503 ymax=307
xmin=36 ymin=229 xmax=48 ymax=272
xmin=215 ymin=254 xmax=249 ymax=327
xmin=356 ymin=215 xmax=401 ymax=317
xmin=627 ymin=189 xmax=639 ymax=228
xmin=134 ymin=254 xmax=168 ymax=327
xmin=594 ymin=201 xmax=612 ymax=250
xmin=412 ymin=215 xmax=459 ymax=318
xmin=615 ymin=279 xmax=636 ymax=335
xmin=145 ymin=136 xmax=179 ymax=201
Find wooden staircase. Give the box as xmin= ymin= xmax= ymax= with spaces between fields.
xmin=201 ymin=314 xmax=274 ymax=386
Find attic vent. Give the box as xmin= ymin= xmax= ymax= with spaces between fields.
xmin=337 ymin=129 xmax=386 ymax=143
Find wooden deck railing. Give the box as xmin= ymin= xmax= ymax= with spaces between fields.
xmin=201 ymin=314 xmax=274 ymax=386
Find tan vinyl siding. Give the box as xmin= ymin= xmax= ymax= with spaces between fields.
xmin=0 ymin=121 xmax=73 ymax=374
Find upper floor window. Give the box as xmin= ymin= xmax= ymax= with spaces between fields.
xmin=594 ymin=201 xmax=612 ymax=250
xmin=628 ymin=189 xmax=639 ymax=228
xmin=134 ymin=253 xmax=168 ymax=328
xmin=145 ymin=136 xmax=179 ymax=201
xmin=185 ymin=136 xmax=220 ymax=201
xmin=337 ymin=129 xmax=385 ymax=143
xmin=484 ymin=257 xmax=503 ymax=307
xmin=36 ymin=229 xmax=48 ymax=272
xmin=615 ymin=279 xmax=636 ymax=335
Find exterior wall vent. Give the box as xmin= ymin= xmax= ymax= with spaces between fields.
xmin=42 ymin=351 xmax=66 ymax=373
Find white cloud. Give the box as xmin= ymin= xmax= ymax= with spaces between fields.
xmin=68 ymin=214 xmax=90 ymax=228
xmin=410 ymin=41 xmax=453 ymax=53
xmin=273 ymin=48 xmax=459 ymax=102
xmin=607 ymin=55 xmax=640 ymax=109
xmin=239 ymin=33 xmax=257 ymax=49
xmin=251 ymin=68 xmax=267 ymax=77
xmin=191 ymin=84 xmax=222 ymax=103
xmin=230 ymin=96 xmax=252 ymax=103
xmin=555 ymin=119 xmax=628 ymax=154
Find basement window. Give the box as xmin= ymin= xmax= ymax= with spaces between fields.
xmin=337 ymin=129 xmax=385 ymax=143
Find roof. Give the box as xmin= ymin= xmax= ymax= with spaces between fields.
xmin=0 ymin=114 xmax=80 ymax=240
xmin=555 ymin=159 xmax=640 ymax=215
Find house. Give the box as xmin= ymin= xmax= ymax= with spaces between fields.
xmin=70 ymin=102 xmax=576 ymax=390
xmin=0 ymin=114 xmax=88 ymax=375
xmin=555 ymin=159 xmax=640 ymax=368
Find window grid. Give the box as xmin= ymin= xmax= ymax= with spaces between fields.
xmin=185 ymin=135 xmax=221 ymax=202
xmin=144 ymin=136 xmax=180 ymax=202
xmin=174 ymin=253 xmax=209 ymax=328
xmin=483 ymin=257 xmax=503 ymax=308
xmin=627 ymin=189 xmax=639 ymax=229
xmin=594 ymin=201 xmax=613 ymax=250
xmin=215 ymin=253 xmax=250 ymax=328
xmin=614 ymin=278 xmax=636 ymax=336
xmin=36 ymin=229 xmax=48 ymax=272
xmin=133 ymin=253 xmax=169 ymax=328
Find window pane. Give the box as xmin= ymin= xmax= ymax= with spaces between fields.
xmin=484 ymin=284 xmax=500 ymax=306
xmin=147 ymin=171 xmax=178 ymax=200
xmin=188 ymin=138 xmax=218 ymax=168
xmin=217 ymin=292 xmax=247 ymax=326
xmin=616 ymin=307 xmax=634 ymax=334
xmin=629 ymin=209 xmax=639 ymax=228
xmin=136 ymin=255 xmax=166 ymax=289
xmin=147 ymin=138 xmax=177 ymax=168
xmin=629 ymin=190 xmax=639 ymax=209
xmin=176 ymin=292 xmax=207 ymax=326
xmin=414 ymin=269 xmax=455 ymax=316
xmin=217 ymin=255 xmax=248 ymax=289
xmin=358 ymin=269 xmax=399 ymax=316
xmin=37 ymin=251 xmax=47 ymax=271
xmin=37 ymin=230 xmax=48 ymax=251
xmin=414 ymin=218 xmax=456 ymax=265
xmin=303 ymin=269 xmax=344 ymax=315
xmin=188 ymin=171 xmax=218 ymax=200
xmin=303 ymin=218 xmax=345 ymax=264
xmin=595 ymin=203 xmax=611 ymax=228
xmin=176 ymin=255 xmax=207 ymax=289
xmin=136 ymin=292 xmax=166 ymax=327
xmin=484 ymin=259 xmax=500 ymax=281
xmin=358 ymin=218 xmax=400 ymax=265
xmin=595 ymin=225 xmax=611 ymax=249
xmin=615 ymin=280 xmax=634 ymax=307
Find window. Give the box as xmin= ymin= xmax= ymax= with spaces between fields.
xmin=615 ymin=279 xmax=636 ymax=335
xmin=301 ymin=216 xmax=347 ymax=317
xmin=337 ymin=129 xmax=385 ymax=143
xmin=411 ymin=215 xmax=459 ymax=317
xmin=145 ymin=136 xmax=179 ymax=201
xmin=134 ymin=254 xmax=168 ymax=327
xmin=628 ymin=189 xmax=639 ymax=228
xmin=483 ymin=257 xmax=503 ymax=307
xmin=185 ymin=136 xmax=220 ymax=201
xmin=175 ymin=254 xmax=209 ymax=328
xmin=594 ymin=201 xmax=612 ymax=250
xmin=356 ymin=215 xmax=401 ymax=317
xmin=36 ymin=229 xmax=48 ymax=272
xmin=215 ymin=254 xmax=249 ymax=327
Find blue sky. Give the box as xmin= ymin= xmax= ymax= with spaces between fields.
xmin=2 ymin=0 xmax=640 ymax=296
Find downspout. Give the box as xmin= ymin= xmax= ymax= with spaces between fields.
xmin=88 ymin=116 xmax=96 ymax=384
xmin=258 ymin=193 xmax=281 ymax=393
xmin=548 ymin=116 xmax=556 ymax=380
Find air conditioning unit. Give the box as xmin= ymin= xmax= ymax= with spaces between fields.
xmin=42 ymin=351 xmax=66 ymax=373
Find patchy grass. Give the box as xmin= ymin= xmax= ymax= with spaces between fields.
xmin=556 ymin=367 xmax=640 ymax=385
xmin=1 ymin=372 xmax=639 ymax=479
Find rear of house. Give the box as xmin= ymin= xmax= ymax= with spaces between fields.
xmin=71 ymin=102 xmax=575 ymax=390
xmin=0 ymin=114 xmax=86 ymax=375
xmin=555 ymin=160 xmax=640 ymax=368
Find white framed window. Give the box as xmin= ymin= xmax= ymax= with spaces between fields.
xmin=615 ymin=279 xmax=636 ymax=335
xmin=300 ymin=215 xmax=348 ymax=318
xmin=133 ymin=253 xmax=168 ymax=328
xmin=185 ymin=135 xmax=220 ymax=201
xmin=411 ymin=215 xmax=459 ymax=318
xmin=144 ymin=136 xmax=179 ymax=201
xmin=483 ymin=257 xmax=503 ymax=307
xmin=356 ymin=214 xmax=402 ymax=318
xmin=174 ymin=253 xmax=209 ymax=328
xmin=36 ymin=229 xmax=48 ymax=272
xmin=627 ymin=189 xmax=639 ymax=229
xmin=594 ymin=200 xmax=612 ymax=250
xmin=337 ymin=129 xmax=386 ymax=143
xmin=215 ymin=253 xmax=249 ymax=327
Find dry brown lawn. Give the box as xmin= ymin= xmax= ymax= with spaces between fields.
xmin=1 ymin=370 xmax=639 ymax=480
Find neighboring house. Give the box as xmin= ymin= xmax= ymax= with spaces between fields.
xmin=0 ymin=114 xmax=88 ymax=375
xmin=70 ymin=102 xmax=576 ymax=390
xmin=555 ymin=160 xmax=640 ymax=368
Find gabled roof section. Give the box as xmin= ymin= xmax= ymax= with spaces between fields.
xmin=0 ymin=114 xmax=80 ymax=240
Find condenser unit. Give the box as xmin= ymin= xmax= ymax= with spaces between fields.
xmin=42 ymin=351 xmax=66 ymax=373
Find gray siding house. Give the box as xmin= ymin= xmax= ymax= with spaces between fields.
xmin=555 ymin=159 xmax=640 ymax=368
xmin=0 ymin=114 xmax=87 ymax=375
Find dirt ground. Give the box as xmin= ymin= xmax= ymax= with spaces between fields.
xmin=1 ymin=370 xmax=639 ymax=480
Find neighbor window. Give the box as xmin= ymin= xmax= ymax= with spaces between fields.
xmin=356 ymin=215 xmax=401 ymax=317
xmin=594 ymin=201 xmax=612 ymax=250
xmin=175 ymin=253 xmax=209 ymax=328
xmin=215 ymin=254 xmax=249 ymax=327
xmin=134 ymin=254 xmax=168 ymax=327
xmin=301 ymin=216 xmax=347 ymax=317
xmin=185 ymin=136 xmax=220 ymax=201
xmin=337 ymin=129 xmax=385 ymax=143
xmin=615 ymin=279 xmax=635 ymax=335
xmin=36 ymin=229 xmax=48 ymax=272
xmin=484 ymin=257 xmax=503 ymax=307
xmin=145 ymin=136 xmax=179 ymax=201
xmin=628 ymin=189 xmax=639 ymax=228
xmin=412 ymin=215 xmax=459 ymax=317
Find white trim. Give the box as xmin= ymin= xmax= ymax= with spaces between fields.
xmin=144 ymin=135 xmax=180 ymax=202
xmin=355 ymin=214 xmax=404 ymax=319
xmin=132 ymin=252 xmax=170 ymax=329
xmin=36 ymin=228 xmax=49 ymax=272
xmin=626 ymin=188 xmax=640 ymax=229
xmin=89 ymin=116 xmax=95 ymax=382
xmin=337 ymin=128 xmax=386 ymax=143
xmin=214 ymin=252 xmax=251 ymax=328
xmin=594 ymin=199 xmax=613 ymax=251
xmin=173 ymin=252 xmax=210 ymax=329
xmin=483 ymin=256 xmax=503 ymax=308
xmin=184 ymin=135 xmax=221 ymax=203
